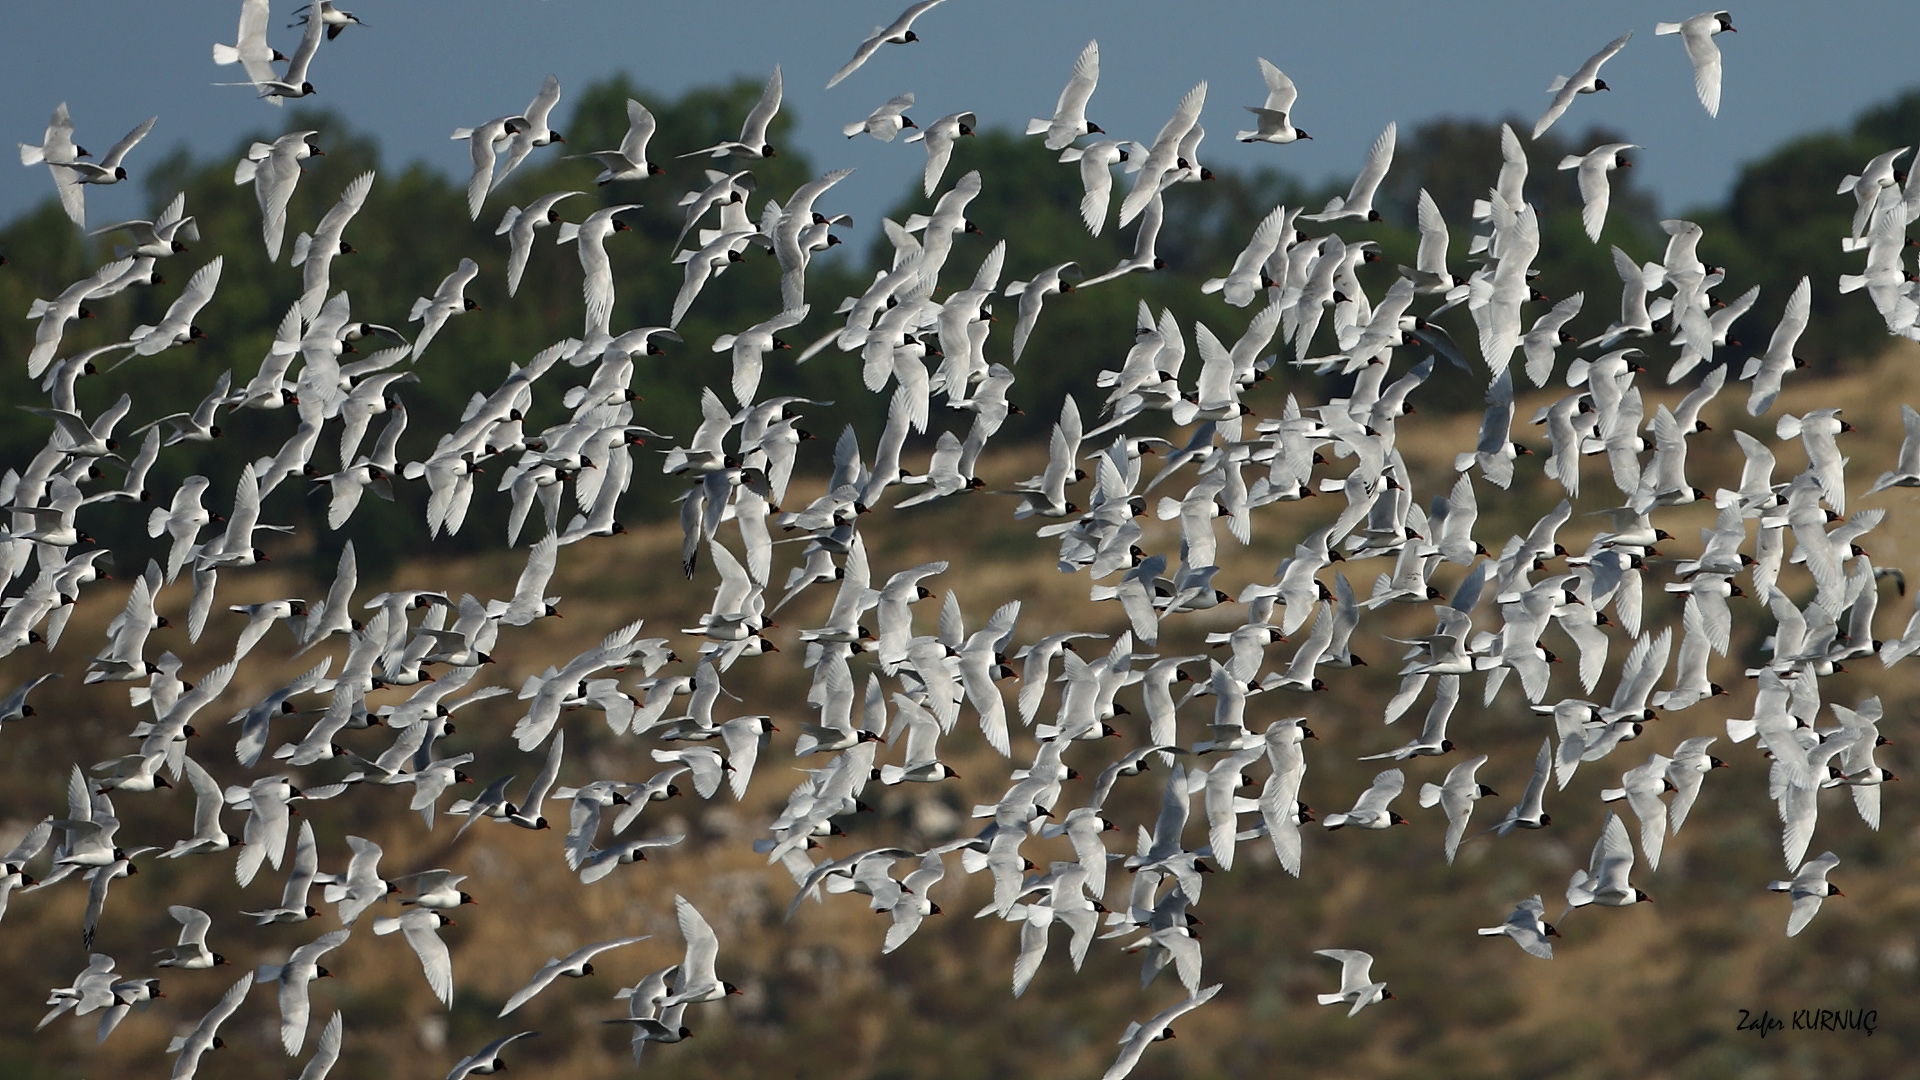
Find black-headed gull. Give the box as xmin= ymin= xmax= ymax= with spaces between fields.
xmin=1560 ymin=142 xmax=1637 ymax=242
xmin=573 ymin=98 xmax=663 ymax=182
xmin=680 ymin=66 xmax=782 ymax=159
xmin=1315 ymin=949 xmax=1392 ymax=1016
xmin=1237 ymin=58 xmax=1309 ymax=144
xmin=1477 ymin=896 xmax=1558 ymax=958
xmin=825 ymin=0 xmax=949 ymax=88
xmin=1654 ymin=10 xmax=1735 ymax=117
xmin=1302 ymin=122 xmax=1394 ymax=222
xmin=845 ymin=92 xmax=916 ymax=141
xmin=1028 ymin=40 xmax=1102 ymax=150
xmin=1533 ymin=31 xmax=1631 ymax=138
xmin=1769 ymin=851 xmax=1840 ymax=937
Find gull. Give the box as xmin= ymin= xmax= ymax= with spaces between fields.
xmin=63 ymin=115 xmax=159 ymax=201
xmin=1655 ymin=10 xmax=1736 ymax=117
xmin=500 ymin=934 xmax=650 ymax=1016
xmin=1561 ymin=143 xmax=1637 ymax=242
xmin=773 ymin=167 xmax=852 ymax=307
xmin=292 ymin=3 xmax=366 ymax=38
xmin=1237 ymin=58 xmax=1309 ymax=144
xmin=1477 ymin=896 xmax=1559 ymax=959
xmin=1397 ymin=189 xmax=1456 ymax=295
xmin=1493 ymin=738 xmax=1555 ymax=834
xmin=394 ymin=869 xmax=475 ymax=909
xmin=1315 ymin=950 xmax=1393 ymax=1016
xmin=213 ymin=0 xmax=287 ymax=95
xmin=671 ymin=229 xmax=764 ymax=328
xmin=1600 ymin=753 xmax=1676 ymax=870
xmin=1204 ymin=203 xmax=1295 ymax=306
xmin=1302 ymin=122 xmax=1393 ymax=222
xmin=1534 ymin=31 xmax=1631 ymax=139
xmin=1029 ymin=40 xmax=1102 ymax=150
xmin=1418 ymin=753 xmax=1494 ymax=863
xmin=18 ymin=102 xmax=89 ymax=225
xmin=498 ymin=190 xmax=584 ymax=298
xmin=1868 ymin=404 xmax=1920 ymax=494
xmin=495 ymin=74 xmax=566 ymax=187
xmin=155 ymin=905 xmax=227 ymax=969
xmin=165 ymin=971 xmax=250 ymax=1080
xmin=1563 ymin=812 xmax=1651 ymax=917
xmin=1322 ymin=768 xmax=1406 ymax=829
xmin=1838 ymin=146 xmax=1911 ymax=241
xmin=1118 ymin=81 xmax=1205 ymax=227
xmin=715 ymin=307 xmax=808 ymax=407
xmin=1102 ymin=983 xmax=1222 ymax=1080
xmin=243 ymin=818 xmax=320 ymax=923
xmin=1080 ymin=193 xmax=1165 ymax=288
xmin=0 ymin=672 xmax=59 ymax=726
xmin=846 ymin=92 xmax=916 ymax=141
xmin=292 ymin=170 xmax=373 ymax=317
xmin=95 ymin=977 xmax=162 ymax=1044
xmin=573 ymin=97 xmax=663 ymax=184
xmin=236 ymin=130 xmax=322 ymax=263
xmin=660 ymin=894 xmax=742 ymax=1006
xmin=90 ymin=190 xmax=199 ymax=259
xmin=25 ymin=257 xmax=134 ymax=376
xmin=1523 ymin=292 xmax=1584 ymax=387
xmin=1005 ymin=262 xmax=1081 ymax=361
xmin=372 ymin=908 xmax=455 ymax=1007
xmin=410 ymin=258 xmax=481 ymax=361
xmin=162 ymin=758 xmax=237 ymax=858
xmin=558 ymin=204 xmax=637 ymax=332
xmin=452 ymin=116 xmax=523 ymax=220
xmin=247 ymin=6 xmax=325 ymax=101
xmin=681 ymin=66 xmax=782 ymax=159
xmin=1059 ymin=139 xmax=1128 ymax=236
xmin=579 ymin=832 xmax=687 ymax=883
xmin=447 ymin=1031 xmax=538 ymax=1080
xmin=257 ymin=927 xmax=349 ymax=1054
xmin=826 ymin=0 xmax=948 ymax=88
xmin=321 ymin=835 xmax=392 ymax=925
xmin=295 ymin=1012 xmax=343 ymax=1080
xmin=126 ymin=257 xmax=222 ymax=357
xmin=1769 ymin=851 xmax=1841 ymax=937
xmin=904 ymin=110 xmax=976 ymax=197
xmin=1741 ymin=276 xmax=1810 ymax=416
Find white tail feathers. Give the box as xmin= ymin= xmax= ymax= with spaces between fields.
xmin=556 ymin=222 xmax=581 ymax=245
xmin=1557 ymin=155 xmax=1584 ymax=170
xmin=496 ymin=206 xmax=522 ymax=236
xmin=1026 ymin=118 xmax=1052 ymax=136
xmin=450 ymin=127 xmax=476 ymax=141
xmin=1653 ymin=21 xmax=1683 ymax=34
xmin=1775 ymin=413 xmax=1804 ymax=440
xmin=407 ymin=296 xmax=433 ymax=322
xmin=19 ymin=143 xmax=46 ymax=166
xmin=1546 ymin=75 xmax=1569 ymax=92
xmin=1418 ymin=783 xmax=1443 ymax=808
xmin=290 ymin=232 xmax=312 ymax=267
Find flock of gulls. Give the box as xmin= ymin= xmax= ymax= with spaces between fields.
xmin=4 ymin=2 xmax=1916 ymax=1076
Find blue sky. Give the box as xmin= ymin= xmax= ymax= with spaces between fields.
xmin=6 ymin=1 xmax=1920 ymax=254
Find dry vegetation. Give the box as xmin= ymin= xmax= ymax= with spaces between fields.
xmin=6 ymin=347 xmax=1920 ymax=1080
